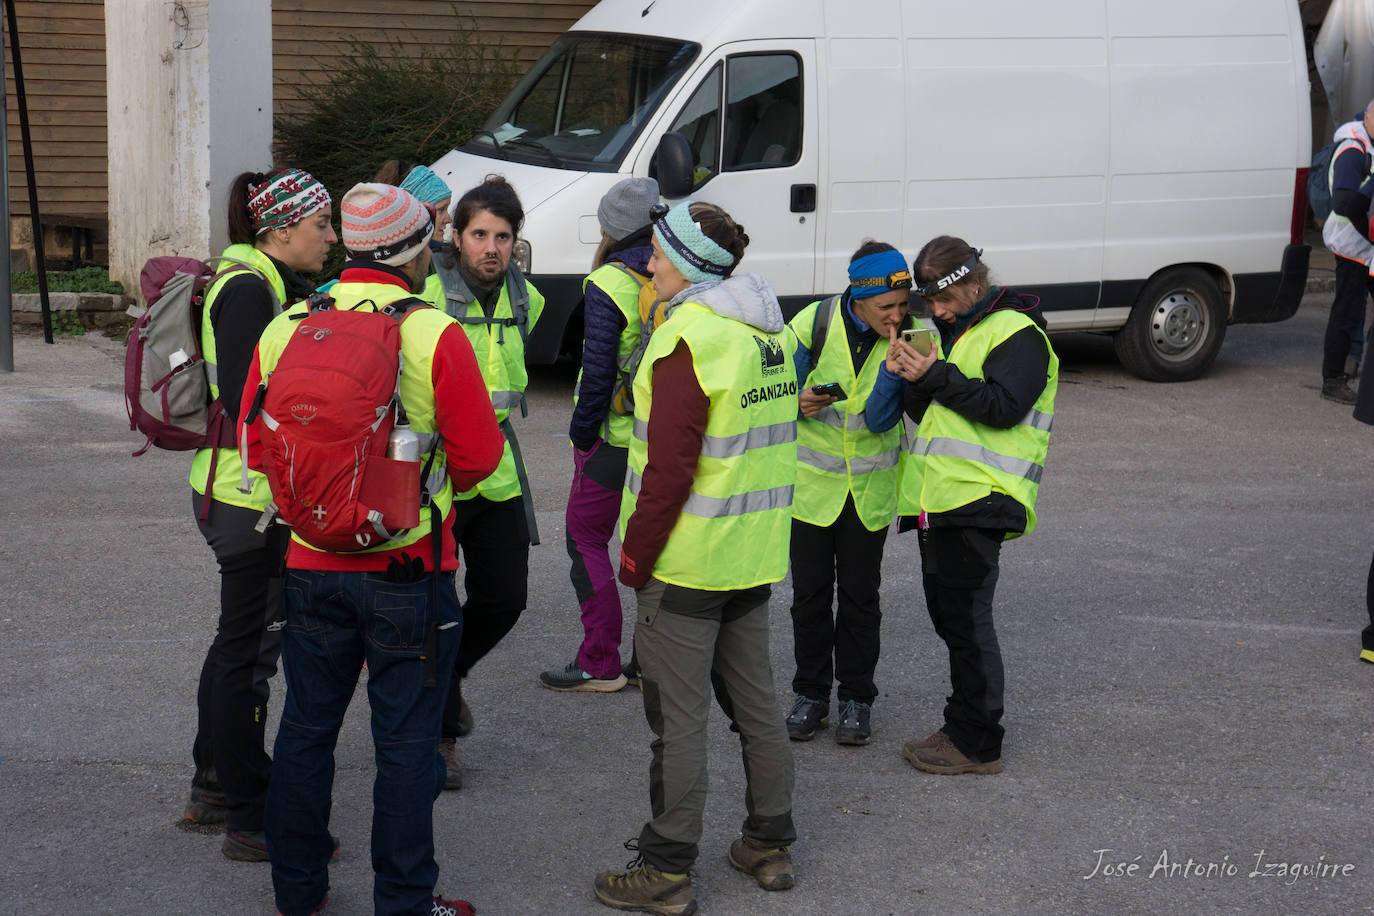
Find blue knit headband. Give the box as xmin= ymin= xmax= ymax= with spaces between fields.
xmin=652 ymin=201 xmax=735 ymax=283
xmin=400 ymin=165 xmax=453 ymax=207
xmin=848 ymin=250 xmax=912 ymax=300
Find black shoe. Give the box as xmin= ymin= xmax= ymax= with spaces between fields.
xmin=182 ymin=784 xmax=228 ymax=827
xmin=784 ymin=695 xmax=828 ymax=741
xmin=623 ymin=655 xmax=642 ymax=689
xmin=834 ymin=699 xmax=871 ymax=746
xmin=1321 ymin=375 xmax=1357 ymax=404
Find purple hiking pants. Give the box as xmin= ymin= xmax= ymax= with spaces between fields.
xmin=565 ymin=440 xmax=629 ymax=679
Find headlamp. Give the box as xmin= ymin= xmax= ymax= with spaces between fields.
xmin=914 ymin=249 xmax=983 ymax=298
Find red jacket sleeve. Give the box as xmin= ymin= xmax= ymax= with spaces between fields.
xmin=432 ymin=322 xmax=504 ymax=491
xmin=619 ymin=340 xmax=709 ymax=588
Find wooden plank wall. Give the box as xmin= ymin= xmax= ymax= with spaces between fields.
xmin=4 ymin=0 xmax=107 ymax=222
xmin=272 ymin=0 xmax=597 ymax=117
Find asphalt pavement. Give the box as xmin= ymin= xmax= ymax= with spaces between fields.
xmin=1 ymin=290 xmax=1371 ymax=915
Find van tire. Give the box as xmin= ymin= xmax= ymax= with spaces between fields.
xmin=1113 ymin=268 xmax=1227 ymax=382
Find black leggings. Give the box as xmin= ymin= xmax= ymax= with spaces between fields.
xmin=191 ymin=492 xmax=288 ymax=832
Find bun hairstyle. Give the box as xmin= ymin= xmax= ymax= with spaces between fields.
xmin=227 ymin=170 xmax=272 ymax=245
xmin=372 ymin=158 xmax=413 ymax=186
xmin=913 ymin=235 xmax=989 ymax=297
xmin=688 ymin=201 xmax=749 ymax=269
xmin=452 ymin=174 xmax=525 ymax=239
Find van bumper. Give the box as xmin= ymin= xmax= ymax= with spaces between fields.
xmin=1231 ymin=244 xmax=1310 ymax=324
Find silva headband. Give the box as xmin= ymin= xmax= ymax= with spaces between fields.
xmin=653 ymin=201 xmax=735 ymax=283
xmin=248 ymin=169 xmax=331 ymax=235
xmin=848 ymin=250 xmax=912 ymax=300
xmin=914 ymin=248 xmax=983 ymax=298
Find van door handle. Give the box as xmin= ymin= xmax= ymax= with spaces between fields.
xmin=790 ymin=184 xmax=816 ymax=213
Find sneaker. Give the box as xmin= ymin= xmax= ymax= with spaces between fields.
xmin=784 ymin=695 xmax=828 ymax=741
xmin=430 ymin=893 xmax=476 ymax=916
xmin=833 ymin=699 xmax=871 ymax=746
xmin=902 ymin=732 xmax=1002 ymax=775
xmin=539 ymin=661 xmax=628 ymax=693
xmin=182 ymin=784 xmax=228 ymax=827
xmin=1321 ymin=375 xmax=1358 ymax=404
xmin=440 ymin=737 xmax=462 ymax=791
xmin=593 ymin=855 xmax=695 ymax=915
xmin=225 ymin=830 xmax=340 ymax=863
xmin=727 ymin=837 xmax=794 ymax=891
xmin=623 ymin=656 xmax=642 ymax=689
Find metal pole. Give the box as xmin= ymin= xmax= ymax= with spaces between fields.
xmin=0 ymin=0 xmax=10 ymax=370
xmin=6 ymin=0 xmax=50 ymax=344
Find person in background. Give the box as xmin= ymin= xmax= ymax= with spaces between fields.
xmin=183 ymin=168 xmax=335 ymax=862
xmin=1320 ymin=100 xmax=1374 ymax=404
xmin=373 ymin=158 xmax=453 ymax=301
xmin=540 ymin=177 xmax=661 ymax=693
xmin=783 ymin=240 xmax=911 ymax=746
xmin=426 ymin=175 xmax=545 ymax=790
xmin=866 ymin=236 xmax=1057 ymax=777
xmin=248 ymin=182 xmax=503 ymax=916
xmin=593 ymin=200 xmax=798 ymax=915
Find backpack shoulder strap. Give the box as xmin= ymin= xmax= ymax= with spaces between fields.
xmin=507 ymin=266 xmax=530 ymax=343
xmin=807 ymin=295 xmax=841 ymax=379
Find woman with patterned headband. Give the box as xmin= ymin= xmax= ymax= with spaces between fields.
xmin=782 ymin=240 xmax=916 ymax=749
xmin=373 ymin=159 xmax=454 ymax=300
xmin=865 ymin=235 xmax=1058 ymax=778
xmin=182 ymin=168 xmax=337 ymax=863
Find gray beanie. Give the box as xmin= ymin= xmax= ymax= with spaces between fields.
xmin=597 ymin=177 xmax=660 ymax=241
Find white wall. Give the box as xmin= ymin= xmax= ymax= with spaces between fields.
xmin=106 ymin=0 xmax=272 ymax=290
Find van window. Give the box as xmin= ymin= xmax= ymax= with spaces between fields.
xmin=469 ymin=33 xmax=699 ymax=171
xmin=666 ymin=53 xmax=802 ymax=188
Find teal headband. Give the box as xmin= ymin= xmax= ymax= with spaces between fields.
xmin=652 ymin=201 xmax=735 ymax=284
xmin=400 ymin=165 xmax=452 ymax=207
xmin=848 ymin=250 xmax=912 ymax=300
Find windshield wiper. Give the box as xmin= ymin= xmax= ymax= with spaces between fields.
xmin=468 ymin=130 xmax=509 ymax=159
xmin=504 ymin=136 xmax=564 ymax=168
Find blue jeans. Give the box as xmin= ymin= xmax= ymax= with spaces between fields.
xmin=266 ymin=569 xmax=461 ymax=916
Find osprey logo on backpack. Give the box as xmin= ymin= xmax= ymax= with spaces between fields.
xmin=244 ymin=295 xmax=434 ymax=552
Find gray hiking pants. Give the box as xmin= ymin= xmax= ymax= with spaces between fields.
xmin=633 ymin=577 xmax=796 ymax=873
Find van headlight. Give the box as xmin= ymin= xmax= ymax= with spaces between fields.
xmin=513 ymin=239 xmax=532 ymax=274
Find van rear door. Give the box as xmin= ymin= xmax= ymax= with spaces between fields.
xmin=643 ymin=40 xmax=820 ymax=310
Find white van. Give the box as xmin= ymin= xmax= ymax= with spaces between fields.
xmin=431 ymin=0 xmax=1312 ymax=381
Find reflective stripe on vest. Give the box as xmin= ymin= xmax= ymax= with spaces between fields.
xmin=632 ymin=416 xmax=796 ymax=459
xmin=626 ymin=469 xmax=793 ymax=518
xmin=910 ymin=436 xmax=1043 ymax=485
xmin=798 ymin=445 xmax=899 ymax=476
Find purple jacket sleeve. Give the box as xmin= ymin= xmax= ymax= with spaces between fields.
xmin=568 ymin=278 xmax=630 ymax=450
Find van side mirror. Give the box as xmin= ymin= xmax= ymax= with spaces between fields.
xmin=653 ymin=133 xmax=695 ymax=198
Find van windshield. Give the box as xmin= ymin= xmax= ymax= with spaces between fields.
xmin=464 ymin=32 xmax=699 ymax=171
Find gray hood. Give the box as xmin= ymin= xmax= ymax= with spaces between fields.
xmin=663 ymin=272 xmax=785 ymax=334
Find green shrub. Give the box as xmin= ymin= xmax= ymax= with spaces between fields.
xmin=12 ymin=266 xmax=123 ymax=295
xmin=275 ymin=20 xmax=519 ymax=278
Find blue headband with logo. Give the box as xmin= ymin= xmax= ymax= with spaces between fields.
xmin=848 ymin=250 xmax=912 ymax=300
xmin=652 ymin=201 xmax=735 ymax=284
xmin=400 ymin=165 xmax=453 ymax=208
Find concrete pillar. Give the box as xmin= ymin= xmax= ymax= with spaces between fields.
xmin=106 ymin=0 xmax=272 ymax=290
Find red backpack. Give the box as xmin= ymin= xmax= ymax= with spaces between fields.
xmin=244 ymin=294 xmax=432 ymax=552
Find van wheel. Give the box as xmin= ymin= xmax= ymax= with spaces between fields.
xmin=1113 ymin=268 xmax=1227 ymax=381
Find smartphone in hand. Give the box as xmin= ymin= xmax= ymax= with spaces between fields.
xmin=811 ymin=382 xmax=847 ymax=400
xmin=900 ymin=327 xmax=939 ymax=357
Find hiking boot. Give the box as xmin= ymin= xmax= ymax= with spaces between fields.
xmin=182 ymin=784 xmax=228 ymax=827
xmin=440 ymin=737 xmax=462 ymax=791
xmin=784 ymin=695 xmax=828 ymax=741
xmin=728 ymin=837 xmax=794 ymax=891
xmin=902 ymin=732 xmax=1002 ymax=775
xmin=539 ymin=661 xmax=627 ymax=693
xmin=623 ymin=656 xmax=642 ymax=689
xmin=1321 ymin=375 xmax=1357 ymax=404
xmin=224 ymin=830 xmax=340 ymax=863
xmin=905 ymin=729 xmax=947 ymax=751
xmin=833 ymin=699 xmax=871 ymax=746
xmin=430 ymin=893 xmax=476 ymax=916
xmin=1347 ymin=357 xmax=1361 ymax=380
xmin=593 ymin=858 xmax=695 ymax=915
